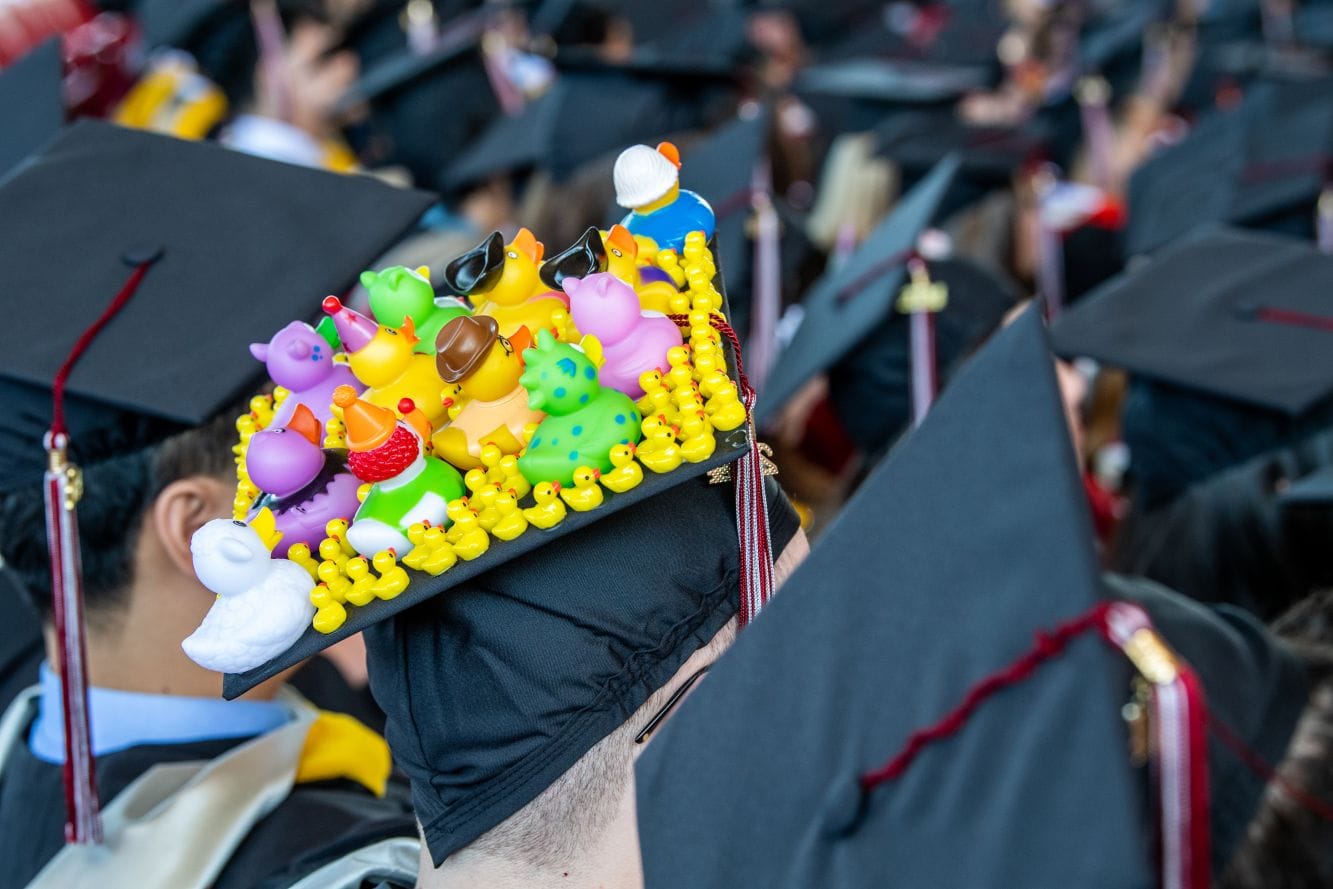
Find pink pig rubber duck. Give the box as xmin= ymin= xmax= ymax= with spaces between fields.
xmin=563 ymin=272 xmax=682 ymax=399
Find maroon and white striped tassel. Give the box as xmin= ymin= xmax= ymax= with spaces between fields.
xmin=1104 ymin=602 xmax=1211 ymax=889
xmin=897 ymin=260 xmax=947 ymax=427
xmin=43 ymin=433 xmax=101 ymax=844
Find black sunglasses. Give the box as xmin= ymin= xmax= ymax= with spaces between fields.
xmin=634 ymin=665 xmax=711 ymax=745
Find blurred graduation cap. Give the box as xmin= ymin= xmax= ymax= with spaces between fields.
xmin=337 ymin=11 xmax=499 ymax=186
xmin=794 ymin=56 xmax=994 ymax=133
xmin=827 ymin=256 xmax=1018 ymax=457
xmin=1050 ymin=228 xmax=1333 ymax=506
xmin=1282 ymin=465 xmax=1333 ymax=507
xmin=873 ymin=107 xmax=1051 ymax=187
xmin=440 ymin=51 xmax=740 ymax=192
xmin=636 ymin=306 xmax=1312 ymax=887
xmin=1125 ymin=75 xmax=1333 ymax=256
xmin=0 ymin=38 xmax=64 ymax=179
xmin=755 ymin=153 xmax=959 ymax=427
xmin=0 ymin=120 xmax=435 ymax=492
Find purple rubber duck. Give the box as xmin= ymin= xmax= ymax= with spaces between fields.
xmin=250 ymin=320 xmax=362 ymax=426
xmin=245 ymin=404 xmax=362 ymax=557
xmin=564 ymin=273 xmax=682 ymax=399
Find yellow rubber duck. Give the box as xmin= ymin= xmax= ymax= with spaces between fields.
xmin=371 ymin=550 xmax=410 ymax=600
xmin=706 ymin=381 xmax=749 ymax=432
xmin=323 ymin=415 xmax=346 ymax=450
xmin=479 ymin=443 xmax=507 ymax=486
xmin=698 ymin=368 xmax=730 ymax=399
xmin=497 ymin=454 xmax=531 ymax=500
xmin=636 ymin=369 xmax=673 ymax=419
xmin=560 ymin=467 xmax=605 ymax=512
xmin=318 ymin=537 xmax=349 ymax=572
xmin=441 ymin=383 xmax=467 ymax=422
xmin=250 ymin=394 xmax=275 ymax=429
xmin=637 ymin=426 xmax=683 ymax=474
xmin=679 ymin=412 xmax=717 ymax=464
xmin=316 ymin=560 xmax=350 ymax=603
xmin=311 ymin=588 xmax=347 ymax=634
xmin=473 ymin=229 xmax=567 ymax=338
xmin=287 ymin=542 xmax=320 ymax=581
xmin=655 ymin=248 xmax=686 ymax=288
xmin=464 ymin=467 xmax=490 ymax=500
xmin=447 ymin=499 xmax=491 ymax=561
xmin=522 ymin=482 xmax=567 ymax=530
xmin=491 ymin=489 xmax=529 ymax=541
xmin=345 ymin=556 xmax=377 ymax=606
xmin=472 ymin=483 xmax=502 ymax=532
xmin=600 ymin=443 xmax=643 ymax=494
xmin=663 ymin=345 xmax=695 ymax=391
xmin=401 ymin=522 xmax=433 ymax=571
xmin=602 ymin=224 xmax=680 ymax=314
xmin=420 ymin=527 xmax=458 ymax=576
xmin=325 ymin=518 xmax=357 ymax=558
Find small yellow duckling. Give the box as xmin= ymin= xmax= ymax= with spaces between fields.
xmin=249 ymin=394 xmax=275 ymax=429
xmin=636 ymin=426 xmax=683 ymax=474
xmin=464 ymin=467 xmax=490 ymax=500
xmin=316 ymin=559 xmax=350 ymax=603
xmin=318 ymin=537 xmax=349 ymax=572
xmin=371 ymin=550 xmax=410 ymax=600
xmin=311 ymin=587 xmax=347 ymax=634
xmin=447 ymin=500 xmax=491 ymax=561
xmin=560 ymin=466 xmax=604 ymax=512
xmin=498 ymin=454 xmax=531 ymax=500
xmin=325 ymin=518 xmax=357 ymax=558
xmin=706 ymin=381 xmax=749 ymax=432
xmin=667 ymin=289 xmax=692 ymax=315
xmin=479 ymin=443 xmax=507 ymax=486
xmin=345 ymin=556 xmax=377 ymax=606
xmin=401 ymin=522 xmax=433 ymax=571
xmin=636 ymin=369 xmax=673 ymax=418
xmin=491 ymin=489 xmax=529 ymax=541
xmin=441 ymin=383 xmax=467 ymax=422
xmin=472 ymin=483 xmax=503 ymax=532
xmin=698 ymin=368 xmax=730 ymax=399
xmin=323 ymin=415 xmax=346 ymax=450
xmin=287 ymin=542 xmax=320 ymax=581
xmin=679 ymin=412 xmax=717 ymax=464
xmin=663 ymin=345 xmax=694 ymax=390
xmin=655 ymin=248 xmax=686 ymax=288
xmin=522 ymin=482 xmax=567 ymax=530
xmin=234 ymin=415 xmax=257 ymax=457
xmin=600 ymin=443 xmax=643 ymax=494
xmin=420 ymin=527 xmax=458 ymax=576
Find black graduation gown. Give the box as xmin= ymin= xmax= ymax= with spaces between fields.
xmin=0 ymin=727 xmax=417 ymax=889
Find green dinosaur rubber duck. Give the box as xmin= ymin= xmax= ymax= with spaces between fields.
xmin=517 ymin=329 xmax=643 ymax=487
xmin=363 ymin=265 xmax=470 ymax=355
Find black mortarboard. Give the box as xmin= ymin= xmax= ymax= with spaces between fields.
xmin=827 ymin=256 xmax=1018 ymax=457
xmin=873 ymin=107 xmax=1051 ymax=186
xmin=637 ymin=306 xmax=1154 ymax=887
xmin=1125 ymin=75 xmax=1333 ymax=256
xmin=1282 ymin=465 xmax=1333 ymax=507
xmin=134 ymin=0 xmax=233 ymax=50
xmin=441 ymin=55 xmax=739 ymax=192
xmin=636 ymin=307 xmax=1313 ymax=886
xmin=0 ymin=120 xmax=434 ymax=491
xmin=794 ymin=56 xmax=995 ymax=133
xmin=1050 ymin=228 xmax=1333 ymax=506
xmin=0 ymin=39 xmax=64 ymax=180
xmin=755 ymin=153 xmax=959 ymax=426
xmin=339 ymin=15 xmax=499 ymax=186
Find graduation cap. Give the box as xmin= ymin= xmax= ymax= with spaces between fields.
xmin=826 ymin=256 xmax=1019 ymax=457
xmin=755 ymin=153 xmax=959 ymax=427
xmin=0 ymin=38 xmax=64 ymax=179
xmin=337 ymin=11 xmax=500 ymax=186
xmin=873 ymin=107 xmax=1051 ymax=186
xmin=1282 ymin=465 xmax=1333 ymax=507
xmin=1125 ymin=75 xmax=1333 ymax=256
xmin=636 ymin=306 xmax=1313 ymax=887
xmin=0 ymin=120 xmax=435 ymax=492
xmin=1050 ymin=228 xmax=1333 ymax=506
xmin=440 ymin=54 xmax=739 ymax=192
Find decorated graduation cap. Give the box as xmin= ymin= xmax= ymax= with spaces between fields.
xmin=0 ymin=119 xmax=432 ymax=843
xmin=755 ymin=153 xmax=960 ymax=427
xmin=0 ymin=38 xmax=64 ymax=178
xmin=1050 ymin=228 xmax=1333 ymax=507
xmin=636 ymin=307 xmax=1315 ymax=888
xmin=1125 ymin=75 xmax=1333 ymax=256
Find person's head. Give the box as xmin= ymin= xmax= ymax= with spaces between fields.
xmin=0 ymin=405 xmax=251 ymax=695
xmin=362 ymin=475 xmax=807 ymax=889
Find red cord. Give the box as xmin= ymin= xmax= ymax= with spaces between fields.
xmin=50 ymin=260 xmax=154 ymax=436
xmin=1252 ymin=307 xmax=1333 ymax=334
xmin=1208 ymin=713 xmax=1333 ymax=824
xmin=860 ymin=602 xmax=1113 ymax=789
xmin=668 ymin=313 xmax=753 ymax=398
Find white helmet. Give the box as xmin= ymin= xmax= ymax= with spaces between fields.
xmin=614 ymin=143 xmax=680 ymax=209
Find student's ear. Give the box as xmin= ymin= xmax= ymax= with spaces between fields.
xmin=150 ymin=476 xmax=235 ymax=581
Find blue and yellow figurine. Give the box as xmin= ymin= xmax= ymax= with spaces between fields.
xmin=613 ymin=142 xmax=715 ymax=253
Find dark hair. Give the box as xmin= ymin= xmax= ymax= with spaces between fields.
xmin=1219 ymin=589 xmax=1333 ymax=889
xmin=0 ymin=408 xmax=240 ymax=625
xmin=1111 ymin=428 xmax=1333 ymax=621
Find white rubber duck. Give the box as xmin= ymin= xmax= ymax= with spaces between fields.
xmin=182 ymin=508 xmax=315 ymax=674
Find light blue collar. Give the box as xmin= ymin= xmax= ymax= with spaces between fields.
xmin=29 ymin=662 xmax=293 ymax=764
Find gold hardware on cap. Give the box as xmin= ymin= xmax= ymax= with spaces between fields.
xmin=1122 ymin=627 xmax=1179 ymax=685
xmin=896 ymin=262 xmax=948 ymax=314
xmin=709 ymin=442 xmax=779 ymax=484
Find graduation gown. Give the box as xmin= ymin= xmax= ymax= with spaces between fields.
xmin=0 ymin=704 xmax=416 ymax=889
